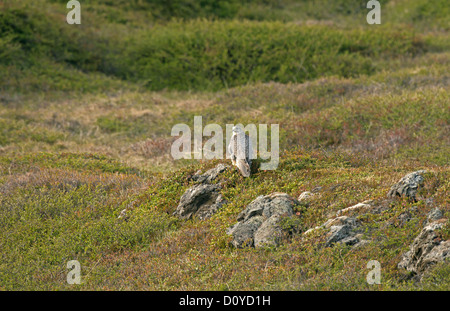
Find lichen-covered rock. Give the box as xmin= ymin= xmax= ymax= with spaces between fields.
xmin=227 ymin=192 xmax=299 ymax=248
xmin=325 ymin=225 xmax=352 ymax=246
xmin=325 ymin=217 xmax=361 ymax=247
xmin=190 ymin=163 xmax=230 ymax=184
xmin=227 ymin=216 xmax=264 ymax=248
xmin=303 ymin=215 xmax=361 ymax=247
xmin=388 ymin=170 xmax=426 ymax=201
xmin=427 ymin=207 xmax=444 ymax=224
xmin=195 ymin=193 xmax=227 ymax=220
xmin=398 ymin=220 xmax=449 ymax=276
xmin=421 ymin=240 xmax=450 ymax=271
xmin=174 ymin=164 xmax=230 ymax=220
xmin=254 ymin=215 xmax=283 ymax=247
xmin=174 ymin=184 xmax=222 ymax=220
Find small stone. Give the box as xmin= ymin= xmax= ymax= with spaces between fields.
xmin=298 ymin=191 xmax=314 ymax=203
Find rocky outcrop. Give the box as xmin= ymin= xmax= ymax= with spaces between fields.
xmin=173 ymin=164 xmax=229 ymax=220
xmin=427 ymin=207 xmax=444 ymax=224
xmin=323 ymin=216 xmax=361 ymax=247
xmin=227 ymin=193 xmax=299 ymax=248
xmin=190 ymin=164 xmax=229 ymax=184
xmin=398 ymin=208 xmax=449 ymax=277
xmin=420 ymin=240 xmax=450 ymax=270
xmin=173 ymin=163 xmax=444 ymax=266
xmin=388 ymin=170 xmax=426 ymax=201
xmin=174 ymin=183 xmax=226 ymax=220
xmin=303 ymin=220 xmax=362 ymax=247
xmin=304 ymin=201 xmax=371 ymax=247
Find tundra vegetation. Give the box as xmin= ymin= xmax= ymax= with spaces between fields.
xmin=0 ymin=0 xmax=449 ymax=290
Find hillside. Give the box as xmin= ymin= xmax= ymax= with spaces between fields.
xmin=0 ymin=0 xmax=449 ymax=290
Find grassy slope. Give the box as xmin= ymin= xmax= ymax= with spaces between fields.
xmin=0 ymin=0 xmax=449 ymax=290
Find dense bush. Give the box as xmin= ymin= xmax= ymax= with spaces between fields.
xmin=0 ymin=2 xmax=439 ymax=93
xmin=0 ymin=8 xmax=118 ymax=73
xmin=0 ymin=7 xmax=127 ymax=92
xmin=124 ymin=20 xmax=424 ymax=91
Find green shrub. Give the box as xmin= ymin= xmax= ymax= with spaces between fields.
xmin=125 ymin=20 xmax=425 ymax=91
xmin=0 ymin=7 xmax=119 ymax=74
xmin=1 ymin=2 xmax=439 ymax=93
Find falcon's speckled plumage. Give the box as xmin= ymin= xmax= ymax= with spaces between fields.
xmin=228 ymin=126 xmax=252 ymax=177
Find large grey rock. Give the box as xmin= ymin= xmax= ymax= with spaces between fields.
xmin=262 ymin=194 xmax=295 ymax=218
xmin=237 ymin=193 xmax=295 ymax=221
xmin=227 ymin=216 xmax=264 ymax=248
xmin=421 ymin=240 xmax=450 ymax=271
xmin=388 ymin=170 xmax=426 ymax=201
xmin=190 ymin=164 xmax=230 ymax=184
xmin=195 ymin=193 xmax=227 ymax=220
xmin=326 ymin=225 xmax=352 ymax=246
xmin=398 ymin=220 xmax=449 ymax=276
xmin=174 ymin=184 xmax=223 ymax=220
xmin=174 ymin=164 xmax=229 ymax=220
xmin=254 ymin=215 xmax=283 ymax=247
xmin=227 ymin=192 xmax=299 ymax=248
